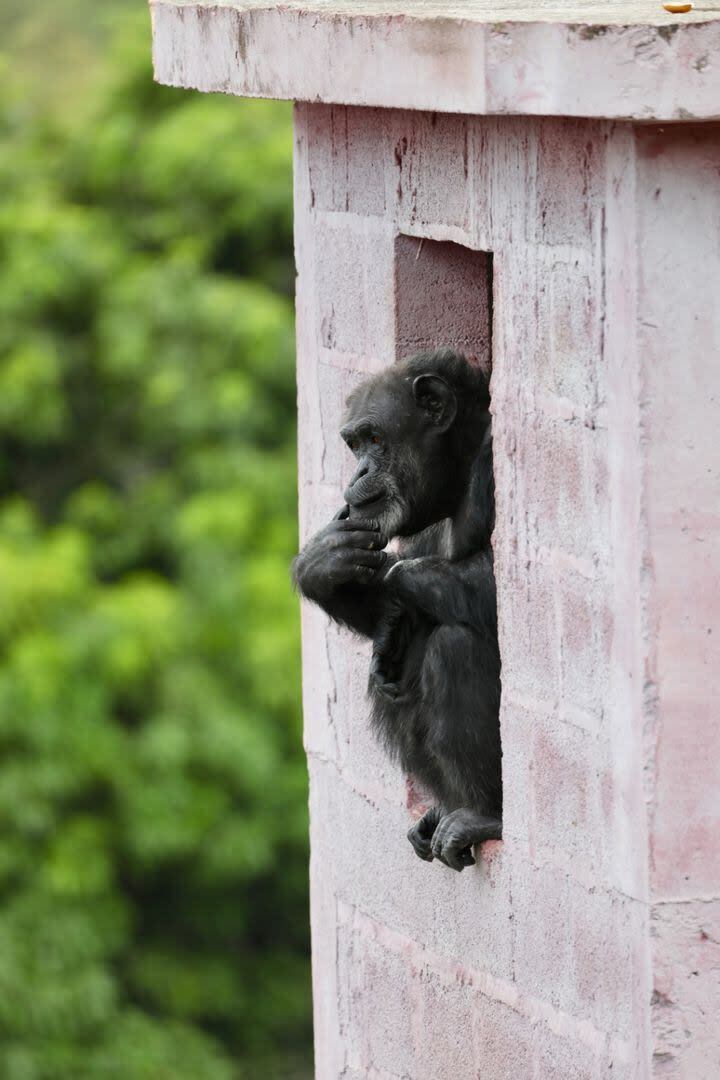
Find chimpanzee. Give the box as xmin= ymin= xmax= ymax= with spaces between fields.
xmin=292 ymin=349 xmax=501 ymax=871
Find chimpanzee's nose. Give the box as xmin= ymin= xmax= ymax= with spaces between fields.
xmin=345 ymin=460 xmax=374 ymax=505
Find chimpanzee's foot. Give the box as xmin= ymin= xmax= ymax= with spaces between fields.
xmin=430 ymin=809 xmax=502 ymax=872
xmin=407 ymin=805 xmax=442 ymax=862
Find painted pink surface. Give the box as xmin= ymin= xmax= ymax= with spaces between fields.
xmin=395 ymin=237 xmax=492 ymax=374
xmin=293 ymin=109 xmax=720 ymax=1079
xmin=151 ymin=0 xmax=720 ymax=122
xmin=150 ymin=9 xmax=720 ymax=1075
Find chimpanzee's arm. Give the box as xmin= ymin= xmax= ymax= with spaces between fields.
xmin=292 ymin=513 xmax=397 ymax=639
xmin=384 ymin=550 xmax=496 ymax=633
xmin=309 ymin=582 xmax=394 ymax=639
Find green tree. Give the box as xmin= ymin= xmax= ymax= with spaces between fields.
xmin=0 ymin=10 xmax=309 ymax=1078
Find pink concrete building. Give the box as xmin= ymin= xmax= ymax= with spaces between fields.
xmin=151 ymin=4 xmax=720 ymax=1077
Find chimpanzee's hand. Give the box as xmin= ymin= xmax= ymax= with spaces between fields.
xmin=369 ymin=596 xmax=413 ymax=700
xmin=383 ymin=557 xmax=432 ymax=594
xmin=292 ymin=507 xmax=391 ymax=603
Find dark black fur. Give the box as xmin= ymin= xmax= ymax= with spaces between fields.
xmin=292 ymin=349 xmax=501 ymax=871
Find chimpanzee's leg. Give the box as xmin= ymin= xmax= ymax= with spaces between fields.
xmin=417 ymin=624 xmax=502 ymax=872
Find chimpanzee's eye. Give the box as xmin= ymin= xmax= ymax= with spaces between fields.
xmin=347 ymin=438 xmax=358 ymax=452
xmin=371 ymin=435 xmax=383 ymax=447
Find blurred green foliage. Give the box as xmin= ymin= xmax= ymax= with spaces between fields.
xmin=0 ymin=7 xmax=309 ymax=1078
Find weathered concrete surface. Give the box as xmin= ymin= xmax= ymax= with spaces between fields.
xmin=151 ymin=0 xmax=720 ymax=121
xmin=395 ymin=236 xmax=492 ymax=372
xmin=293 ymin=107 xmax=720 ymax=1079
xmin=149 ymin=5 xmax=720 ymax=1073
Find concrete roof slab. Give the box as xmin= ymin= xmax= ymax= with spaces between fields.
xmin=151 ymin=0 xmax=720 ymax=119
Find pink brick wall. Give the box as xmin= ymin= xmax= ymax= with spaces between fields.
xmin=294 ymin=106 xmax=720 ymax=1080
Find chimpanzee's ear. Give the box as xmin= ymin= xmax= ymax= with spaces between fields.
xmin=412 ymin=374 xmax=457 ymax=432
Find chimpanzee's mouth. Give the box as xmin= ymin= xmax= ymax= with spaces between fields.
xmin=350 ymin=489 xmax=386 ymax=509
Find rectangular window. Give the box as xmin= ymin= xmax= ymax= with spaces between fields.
xmin=394 ymin=234 xmax=501 ymax=817
xmin=394 ymin=235 xmax=493 ymax=374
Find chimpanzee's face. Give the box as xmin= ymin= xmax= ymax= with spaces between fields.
xmin=340 ymin=371 xmax=458 ymax=539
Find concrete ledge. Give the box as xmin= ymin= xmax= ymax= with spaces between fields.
xmin=151 ymin=0 xmax=720 ymax=120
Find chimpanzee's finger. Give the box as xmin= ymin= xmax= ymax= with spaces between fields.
xmin=333 ymin=516 xmax=379 ymax=532
xmin=336 ymin=530 xmax=386 ymax=550
xmin=338 ymin=549 xmax=387 ymax=567
xmin=444 ymin=848 xmax=469 ymax=872
xmin=352 ymin=565 xmax=383 ymax=585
